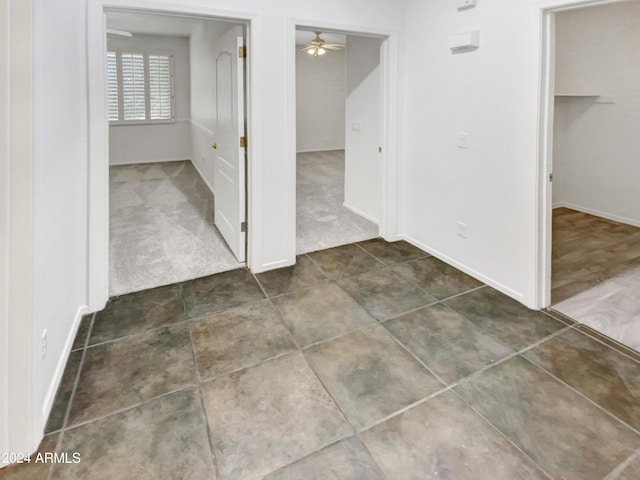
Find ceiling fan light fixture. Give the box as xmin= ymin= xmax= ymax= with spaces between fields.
xmin=307 ymin=46 xmax=326 ymax=56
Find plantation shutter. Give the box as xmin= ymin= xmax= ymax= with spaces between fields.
xmin=121 ymin=52 xmax=146 ymax=120
xmin=106 ymin=51 xmax=119 ymax=121
xmin=148 ymin=54 xmax=172 ymax=120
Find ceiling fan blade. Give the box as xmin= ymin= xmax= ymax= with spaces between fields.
xmin=323 ymin=44 xmax=345 ymax=50
xmin=107 ymin=28 xmax=133 ymax=37
xmin=299 ymin=45 xmax=313 ymax=52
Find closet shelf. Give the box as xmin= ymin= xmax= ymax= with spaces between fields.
xmin=554 ymin=94 xmax=616 ymax=104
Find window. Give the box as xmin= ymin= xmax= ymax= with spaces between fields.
xmin=107 ymin=50 xmax=175 ymax=124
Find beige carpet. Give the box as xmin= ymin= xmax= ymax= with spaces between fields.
xmin=109 ymin=161 xmax=242 ymax=296
xmin=296 ymin=150 xmax=378 ymax=254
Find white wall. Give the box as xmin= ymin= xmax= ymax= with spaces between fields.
xmin=401 ymin=0 xmax=565 ymax=307
xmin=189 ymin=20 xmax=239 ymax=191
xmin=295 ymin=48 xmax=345 ymax=152
xmin=552 ymin=1 xmax=640 ymax=226
xmin=108 ymin=34 xmax=191 ymax=164
xmin=32 ymin=0 xmax=89 ymax=445
xmin=344 ymin=35 xmax=383 ymax=223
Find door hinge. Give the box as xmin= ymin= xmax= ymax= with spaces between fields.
xmin=241 ymin=222 xmax=248 ymax=232
xmin=238 ymin=46 xmax=246 ymax=58
xmin=549 ymin=173 xmax=553 ymax=182
xmin=240 ymin=136 xmax=248 ymax=148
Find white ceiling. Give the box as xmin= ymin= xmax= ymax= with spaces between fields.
xmin=295 ymin=30 xmax=346 ymax=46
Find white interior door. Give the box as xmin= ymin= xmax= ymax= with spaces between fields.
xmin=214 ymin=26 xmax=246 ymax=262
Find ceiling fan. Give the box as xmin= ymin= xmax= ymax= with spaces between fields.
xmin=299 ymin=32 xmax=345 ymax=57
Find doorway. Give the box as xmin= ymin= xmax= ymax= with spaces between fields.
xmin=294 ymin=28 xmax=386 ymax=254
xmin=539 ymin=0 xmax=640 ymax=350
xmin=95 ymin=6 xmax=251 ymax=298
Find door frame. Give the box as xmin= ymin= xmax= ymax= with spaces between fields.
xmin=1 ymin=0 xmax=40 ymax=458
xmin=285 ymin=18 xmax=399 ymax=257
xmin=86 ymin=0 xmax=257 ymax=311
xmin=536 ymin=0 xmax=627 ymax=309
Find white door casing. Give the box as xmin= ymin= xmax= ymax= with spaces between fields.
xmin=214 ymin=25 xmax=246 ymax=263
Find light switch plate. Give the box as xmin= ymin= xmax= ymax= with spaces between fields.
xmin=449 ymin=31 xmax=480 ymax=51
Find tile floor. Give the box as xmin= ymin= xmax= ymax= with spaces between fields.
xmin=3 ymin=239 xmax=640 ymax=479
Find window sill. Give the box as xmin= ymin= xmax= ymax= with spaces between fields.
xmin=109 ymin=119 xmax=176 ymax=126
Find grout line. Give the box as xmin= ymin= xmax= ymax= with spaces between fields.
xmin=59 ymin=384 xmax=198 ymax=432
xmin=353 ymin=241 xmax=389 ymax=263
xmin=299 ymin=320 xmax=379 ymax=351
xmin=447 ymin=325 xmax=573 ymax=389
xmin=520 ymin=354 xmax=640 ymax=438
xmin=375 ymin=299 xmax=441 ymax=323
xmin=302 ymin=251 xmax=324 ymax=272
xmin=604 ymin=447 xmax=640 ymax=480
xmin=196 ymin=383 xmax=220 ymax=479
xmin=352 ymin=324 xmax=573 ymax=437
xmin=84 ymin=296 xmax=270 ymax=351
xmin=47 ymin=312 xmax=95 ymax=480
xmin=437 ymin=284 xmax=488 ymax=302
xmin=381 ymin=325 xmax=449 ymax=387
xmin=187 ymin=323 xmax=202 ymax=385
xmin=260 ymin=432 xmax=356 ymax=478
xmin=572 ymin=325 xmax=640 ymax=366
xmin=356 ymin=385 xmax=454 ymax=434
xmin=83 ymin=319 xmax=189 ymax=350
xmin=179 ymin=282 xmax=188 ymax=323
xmin=253 ymin=271 xmax=361 ymax=435
xmin=265 ymin=279 xmax=333 ymax=301
xmin=449 ymin=388 xmax=555 ymax=480
xmin=355 ymin=435 xmax=392 ymax=480
xmin=60 ymin=312 xmax=96 ymax=432
xmin=198 ymin=350 xmax=297 ymax=387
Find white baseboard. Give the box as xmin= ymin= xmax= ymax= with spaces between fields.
xmin=42 ymin=305 xmax=89 ymax=422
xmin=399 ymin=234 xmax=528 ymax=306
xmin=553 ymin=202 xmax=640 ymax=228
xmin=189 ymin=159 xmax=215 ymax=197
xmin=109 ymin=157 xmax=190 ymax=166
xmin=343 ymin=202 xmax=379 ymax=225
xmin=296 ymin=147 xmax=345 ymax=153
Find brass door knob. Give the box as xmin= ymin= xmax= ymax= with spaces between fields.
xmin=209 ymin=143 xmax=217 ymax=149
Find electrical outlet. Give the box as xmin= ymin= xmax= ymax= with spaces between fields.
xmin=42 ymin=330 xmax=48 ymax=358
xmin=456 ymin=221 xmax=468 ymax=239
xmin=457 ymin=132 xmax=469 ymax=149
